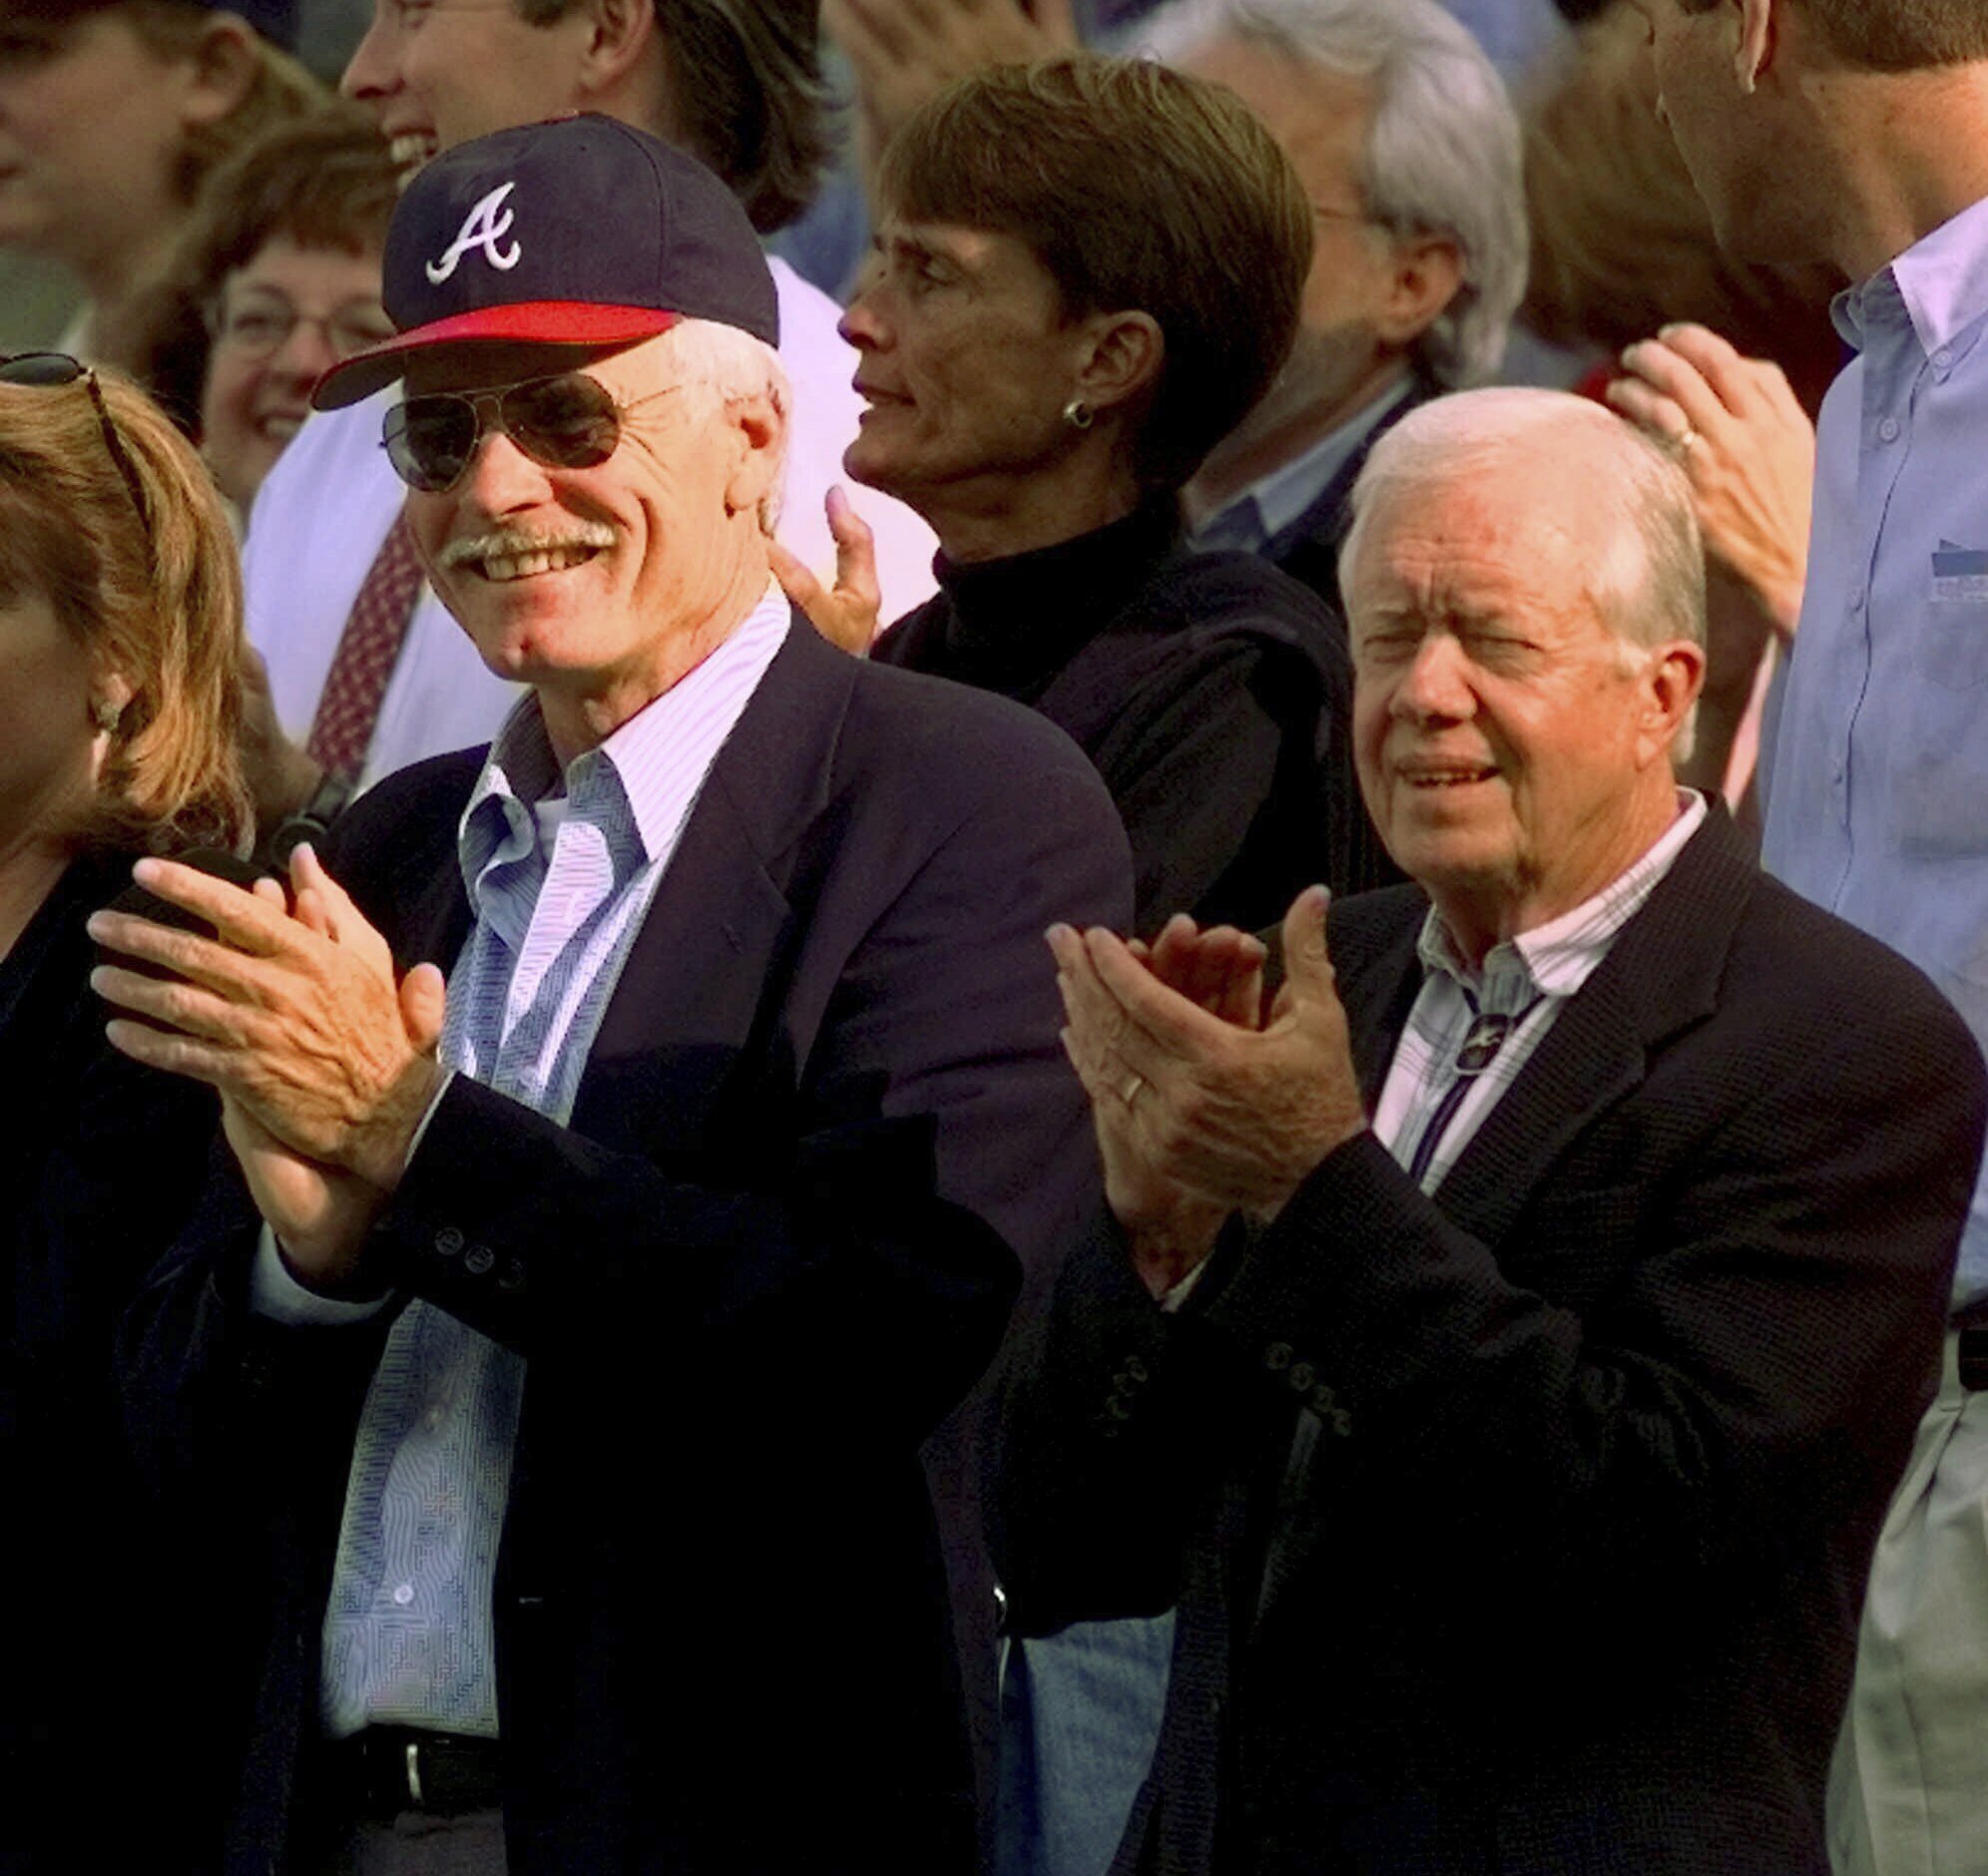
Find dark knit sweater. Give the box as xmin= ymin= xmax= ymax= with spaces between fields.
xmin=871 ymin=496 xmax=1393 ymax=935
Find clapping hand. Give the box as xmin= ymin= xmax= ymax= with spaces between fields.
xmin=1048 ymin=888 xmax=1367 ymax=1295
xmin=90 ymin=845 xmax=447 ymax=1289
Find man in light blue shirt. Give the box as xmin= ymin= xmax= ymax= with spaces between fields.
xmin=1631 ymin=0 xmax=1988 ymax=1869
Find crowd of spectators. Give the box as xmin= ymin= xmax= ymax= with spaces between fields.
xmin=3 ymin=1 xmax=1988 ymax=1873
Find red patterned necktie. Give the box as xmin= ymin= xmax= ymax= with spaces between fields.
xmin=304 ymin=508 xmax=426 ymax=780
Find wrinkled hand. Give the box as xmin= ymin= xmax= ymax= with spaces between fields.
xmin=824 ymin=0 xmax=1079 ymax=173
xmin=238 ymin=646 xmax=325 ymax=825
xmin=771 ymin=485 xmax=882 ymax=653
xmin=208 ymin=868 xmax=446 ymax=1288
xmin=90 ymin=845 xmax=448 ymax=1209
xmin=1606 ymin=324 xmax=1814 ymax=645
xmin=1050 ymin=889 xmax=1366 ymax=1295
xmin=1133 ymin=913 xmax=1269 ymax=1029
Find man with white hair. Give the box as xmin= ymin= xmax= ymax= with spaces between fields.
xmin=96 ymin=117 xmax=1129 ymax=1874
xmin=240 ymin=0 xmax=939 ymax=837
xmin=997 ymin=388 xmax=1984 ymax=1875
xmin=1137 ymin=0 xmax=1528 ymax=600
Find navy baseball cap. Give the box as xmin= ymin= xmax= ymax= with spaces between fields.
xmin=312 ymin=115 xmax=779 ymax=411
xmin=13 ymin=0 xmax=297 ymax=48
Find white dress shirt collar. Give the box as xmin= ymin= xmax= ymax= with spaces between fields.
xmin=1416 ymin=790 xmax=1710 ymax=1003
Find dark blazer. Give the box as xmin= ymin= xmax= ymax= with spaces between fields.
xmin=119 ymin=622 xmax=1133 ymax=1875
xmin=992 ymin=809 xmax=1988 ymax=1876
xmin=2 ymin=851 xmax=226 ymax=1874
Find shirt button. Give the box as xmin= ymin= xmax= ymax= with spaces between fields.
xmin=391 ymin=1584 xmax=415 ymax=1607
xmin=424 ymin=1404 xmax=445 ymax=1429
xmin=1934 ymin=348 xmax=1954 ymax=371
xmin=1877 ymin=416 xmax=1901 ymax=442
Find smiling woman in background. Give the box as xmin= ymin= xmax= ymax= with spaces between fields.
xmin=0 ymin=357 xmax=251 ymax=1871
xmin=102 ymin=105 xmax=395 ymax=518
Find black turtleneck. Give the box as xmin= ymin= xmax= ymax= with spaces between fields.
xmin=872 ymin=494 xmax=1392 ymax=934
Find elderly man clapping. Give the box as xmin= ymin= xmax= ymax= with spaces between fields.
xmin=994 ymin=389 xmax=1987 ymax=1876
xmin=90 ymin=116 xmax=1128 ymax=1875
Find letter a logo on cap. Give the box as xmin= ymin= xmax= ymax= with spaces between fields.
xmin=426 ymin=182 xmax=523 ymax=284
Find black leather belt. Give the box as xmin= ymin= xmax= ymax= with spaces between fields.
xmin=1960 ymin=1328 xmax=1988 ymax=1393
xmin=317 ymin=1727 xmax=505 ymax=1818
xmin=1951 ymin=1295 xmax=1988 ymax=1391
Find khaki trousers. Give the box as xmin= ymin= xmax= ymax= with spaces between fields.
xmin=1829 ymin=1330 xmax=1988 ymax=1876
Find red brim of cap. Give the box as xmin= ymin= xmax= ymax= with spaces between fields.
xmin=311 ymin=301 xmax=683 ymax=410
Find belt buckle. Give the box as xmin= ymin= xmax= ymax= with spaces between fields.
xmin=404 ymin=1739 xmax=427 ymax=1808
xmin=1959 ymin=1327 xmax=1988 ymax=1392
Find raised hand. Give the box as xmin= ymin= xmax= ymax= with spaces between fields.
xmin=771 ymin=485 xmax=883 ymax=653
xmin=1606 ymin=323 xmax=1814 ymax=645
xmin=1049 ymin=888 xmax=1366 ymax=1293
xmin=825 ymin=0 xmax=1080 ymax=172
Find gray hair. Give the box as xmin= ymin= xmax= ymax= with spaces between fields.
xmin=660 ymin=318 xmax=791 ymax=535
xmin=1339 ymin=389 xmax=1706 ymax=753
xmin=1138 ymin=0 xmax=1527 ymax=387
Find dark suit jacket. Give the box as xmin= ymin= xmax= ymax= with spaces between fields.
xmin=2 ymin=851 xmax=226 ymax=1874
xmin=119 ymin=621 xmax=1133 ymax=1875
xmin=992 ymin=809 xmax=1987 ymax=1876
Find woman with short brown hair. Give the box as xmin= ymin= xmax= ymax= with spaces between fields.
xmin=101 ymin=104 xmax=396 ymax=512
xmin=838 ymin=56 xmax=1391 ymax=931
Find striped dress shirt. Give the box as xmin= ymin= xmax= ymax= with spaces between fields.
xmin=252 ymin=585 xmax=791 ymax=1739
xmin=1371 ymin=793 xmax=1707 ymax=1188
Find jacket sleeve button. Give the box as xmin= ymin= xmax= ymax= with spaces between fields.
xmin=434 ymin=1226 xmax=465 ymax=1257
xmin=1264 ymin=1342 xmax=1293 ymax=1371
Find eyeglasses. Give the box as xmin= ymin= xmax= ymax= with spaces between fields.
xmin=207 ymin=291 xmax=395 ymax=363
xmin=382 ymin=371 xmax=679 ymax=494
xmin=0 ymin=352 xmax=151 ymax=538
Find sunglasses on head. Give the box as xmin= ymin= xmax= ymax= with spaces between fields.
xmin=0 ymin=352 xmax=152 ymax=538
xmin=382 ymin=370 xmax=679 ymax=494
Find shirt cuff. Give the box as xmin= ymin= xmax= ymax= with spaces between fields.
xmin=1159 ymin=1261 xmax=1210 ymax=1314
xmin=248 ymin=1223 xmax=396 ymax=1325
xmin=405 ymin=1067 xmax=456 ymax=1167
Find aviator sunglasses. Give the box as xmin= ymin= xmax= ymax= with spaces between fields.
xmin=0 ymin=352 xmax=152 ymax=536
xmin=382 ymin=371 xmax=679 ymax=494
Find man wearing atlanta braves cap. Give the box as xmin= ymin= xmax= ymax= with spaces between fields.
xmin=237 ymin=0 xmax=937 ymax=832
xmin=97 ymin=115 xmax=1130 ymax=1874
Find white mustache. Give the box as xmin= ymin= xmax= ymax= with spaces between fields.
xmin=436 ymin=522 xmax=616 ymax=571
